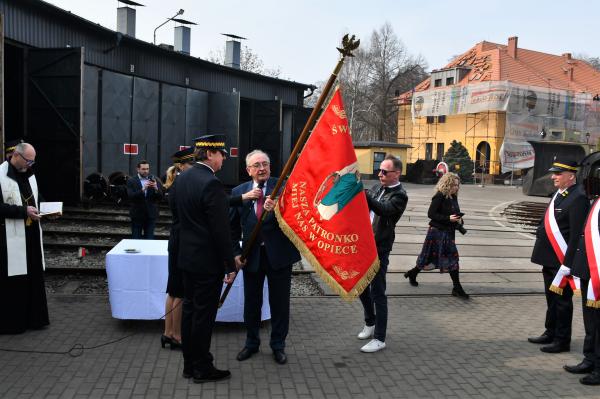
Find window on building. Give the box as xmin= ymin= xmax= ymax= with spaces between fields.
xmin=434 ymin=79 xmax=442 ymax=87
xmin=446 ymin=77 xmax=454 ymax=85
xmin=437 ymin=143 xmax=445 ymax=160
xmin=425 ymin=143 xmax=433 ymax=160
xmin=373 ymin=152 xmax=386 ymax=175
xmin=426 ymin=116 xmax=435 ymax=124
xmin=438 ymin=115 xmax=446 ymax=123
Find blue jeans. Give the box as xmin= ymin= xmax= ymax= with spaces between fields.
xmin=359 ymin=250 xmax=389 ymax=342
xmin=131 ymin=218 xmax=156 ymax=239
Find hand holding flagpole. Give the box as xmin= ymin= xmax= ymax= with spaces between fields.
xmin=218 ymin=34 xmax=360 ymax=308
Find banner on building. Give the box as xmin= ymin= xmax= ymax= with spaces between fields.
xmin=411 ymin=81 xmax=600 ymax=171
xmin=275 ymin=87 xmax=379 ymax=300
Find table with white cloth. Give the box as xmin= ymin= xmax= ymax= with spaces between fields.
xmin=105 ymin=239 xmax=270 ymax=322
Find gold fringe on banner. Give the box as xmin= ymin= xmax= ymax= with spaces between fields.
xmin=573 ymin=289 xmax=582 ymax=297
xmin=275 ymin=206 xmax=379 ymax=301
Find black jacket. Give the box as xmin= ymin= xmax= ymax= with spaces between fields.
xmin=126 ymin=175 xmax=163 ymax=220
xmin=572 ymin=205 xmax=599 ymax=280
xmin=427 ymin=192 xmax=461 ymax=231
xmin=531 ymin=184 xmax=590 ymax=270
xmin=366 ymin=183 xmax=408 ymax=253
xmin=176 ymin=163 xmax=235 ymax=275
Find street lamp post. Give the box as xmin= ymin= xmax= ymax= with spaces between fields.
xmin=153 ymin=9 xmax=184 ymax=45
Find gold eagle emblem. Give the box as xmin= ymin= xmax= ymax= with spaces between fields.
xmin=333 ymin=265 xmax=359 ymax=280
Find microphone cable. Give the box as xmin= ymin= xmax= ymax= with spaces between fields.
xmin=0 ymin=299 xmax=182 ymax=357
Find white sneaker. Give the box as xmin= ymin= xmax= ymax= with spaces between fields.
xmin=360 ymin=339 xmax=386 ymax=353
xmin=357 ymin=325 xmax=375 ymax=340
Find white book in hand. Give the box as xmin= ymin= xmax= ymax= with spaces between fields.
xmin=39 ymin=202 xmax=63 ymax=216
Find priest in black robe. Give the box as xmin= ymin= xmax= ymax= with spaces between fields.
xmin=0 ymin=142 xmax=48 ymax=334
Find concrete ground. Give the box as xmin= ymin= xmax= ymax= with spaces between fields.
xmin=2 ymin=182 xmax=599 ymax=398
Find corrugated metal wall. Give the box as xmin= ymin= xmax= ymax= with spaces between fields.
xmin=1 ymin=0 xmax=308 ymax=106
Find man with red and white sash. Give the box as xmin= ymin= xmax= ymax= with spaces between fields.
xmin=530 ymin=159 xmax=589 ymax=353
xmin=567 ymin=188 xmax=600 ymax=385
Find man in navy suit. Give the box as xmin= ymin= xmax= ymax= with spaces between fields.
xmin=126 ymin=160 xmax=163 ymax=239
xmin=230 ymin=149 xmax=301 ymax=365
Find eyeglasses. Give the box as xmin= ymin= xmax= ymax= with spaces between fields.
xmin=249 ymin=161 xmax=270 ymax=169
xmin=378 ymin=169 xmax=399 ymax=176
xmin=16 ymin=152 xmax=35 ymax=166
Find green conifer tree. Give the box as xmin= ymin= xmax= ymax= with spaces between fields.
xmin=443 ymin=140 xmax=473 ymax=182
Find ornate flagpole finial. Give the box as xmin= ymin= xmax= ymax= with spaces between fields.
xmin=337 ymin=34 xmax=360 ymax=57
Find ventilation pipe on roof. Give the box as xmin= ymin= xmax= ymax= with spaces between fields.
xmin=117 ymin=6 xmax=136 ymax=37
xmin=175 ymin=26 xmax=191 ymax=55
xmin=562 ymin=53 xmax=572 ymax=60
xmin=225 ymin=40 xmax=241 ymax=69
xmin=508 ymin=36 xmax=518 ymax=59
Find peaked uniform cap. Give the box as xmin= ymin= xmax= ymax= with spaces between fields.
xmin=5 ymin=139 xmax=24 ymax=155
xmin=193 ymin=134 xmax=228 ymax=155
xmin=548 ymin=159 xmax=579 ymax=173
xmin=172 ymin=147 xmax=195 ymax=163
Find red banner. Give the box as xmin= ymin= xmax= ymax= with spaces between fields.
xmin=274 ymin=87 xmax=379 ymax=299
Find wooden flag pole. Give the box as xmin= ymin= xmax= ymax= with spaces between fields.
xmin=219 ymin=34 xmax=360 ymax=307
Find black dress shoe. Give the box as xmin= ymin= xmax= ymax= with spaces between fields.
xmin=451 ymin=286 xmax=470 ymax=299
xmin=236 ymin=347 xmax=258 ymax=361
xmin=273 ymin=350 xmax=287 ymax=365
xmin=580 ymin=370 xmax=600 ymax=385
xmin=193 ymin=367 xmax=231 ymax=384
xmin=404 ymin=268 xmax=419 ymax=287
xmin=182 ymin=370 xmax=193 ymax=379
xmin=540 ymin=341 xmax=570 ymax=353
xmin=528 ymin=334 xmax=553 ymax=344
xmin=564 ymin=360 xmax=594 ymax=374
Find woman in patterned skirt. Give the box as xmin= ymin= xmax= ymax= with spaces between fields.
xmin=404 ymin=172 xmax=469 ymax=299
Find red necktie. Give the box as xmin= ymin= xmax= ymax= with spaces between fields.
xmin=256 ymin=190 xmax=264 ymax=219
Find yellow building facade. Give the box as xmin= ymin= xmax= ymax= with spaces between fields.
xmin=353 ymin=141 xmax=410 ymax=178
xmin=397 ymin=106 xmax=505 ymax=175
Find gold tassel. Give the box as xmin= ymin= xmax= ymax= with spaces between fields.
xmin=586 ymin=299 xmax=600 ymax=308
xmin=549 ymin=285 xmax=564 ymax=295
xmin=275 ymin=207 xmax=380 ymax=301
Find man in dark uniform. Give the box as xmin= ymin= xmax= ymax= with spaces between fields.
xmin=565 ymin=181 xmax=600 ymax=385
xmin=177 ymin=135 xmax=237 ymax=383
xmin=230 ymin=149 xmax=301 ymax=365
xmin=529 ymin=159 xmax=590 ymax=353
xmin=126 ymin=160 xmax=163 ymax=239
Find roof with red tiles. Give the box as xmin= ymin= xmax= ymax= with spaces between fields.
xmin=399 ymin=37 xmax=600 ymax=102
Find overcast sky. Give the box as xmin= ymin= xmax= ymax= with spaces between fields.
xmin=45 ymin=0 xmax=599 ymax=85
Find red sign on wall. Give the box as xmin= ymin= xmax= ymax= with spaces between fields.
xmin=230 ymin=147 xmax=239 ymax=157
xmin=123 ymin=143 xmax=139 ymax=155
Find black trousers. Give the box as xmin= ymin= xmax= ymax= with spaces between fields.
xmin=542 ymin=266 xmax=573 ymax=343
xmin=181 ymin=270 xmax=223 ymax=374
xmin=580 ymin=279 xmax=600 ymax=367
xmin=243 ymin=247 xmax=292 ymax=351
